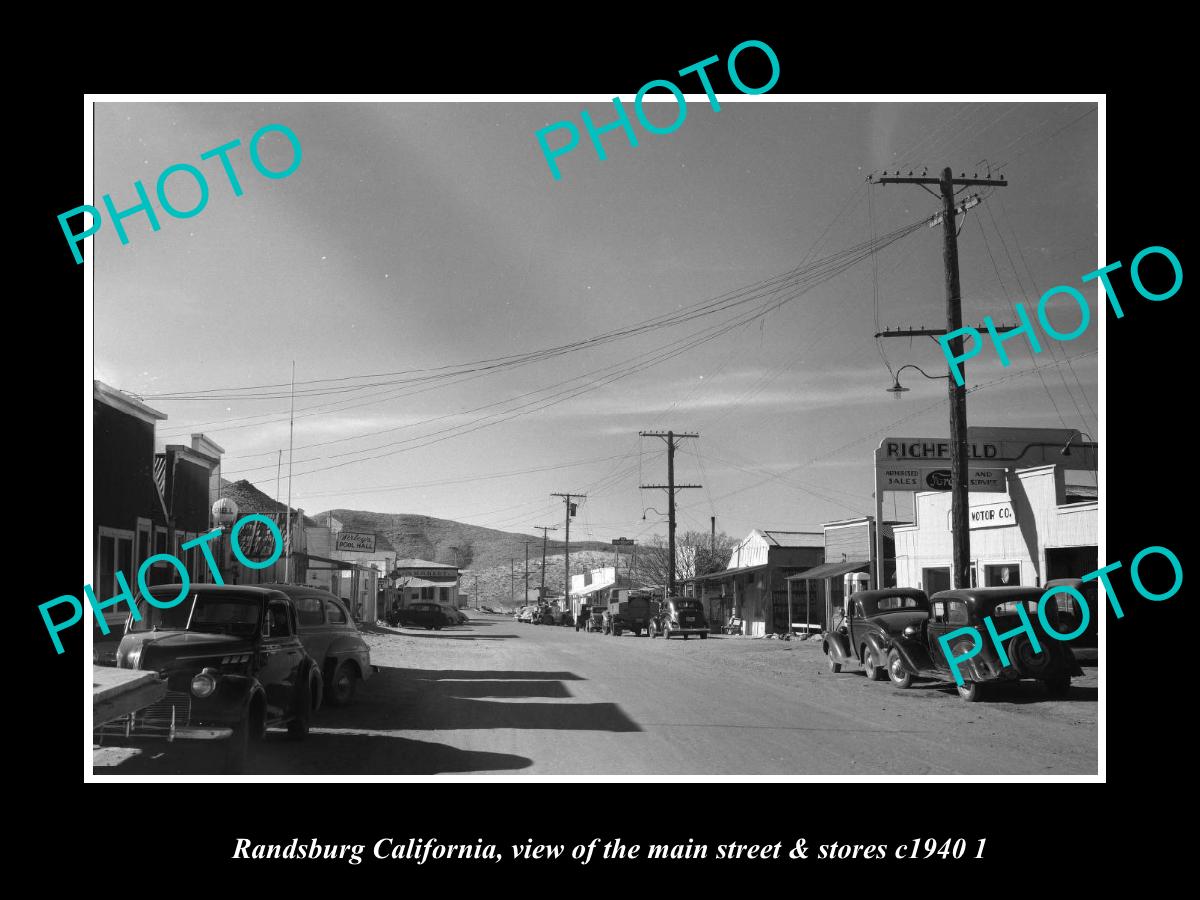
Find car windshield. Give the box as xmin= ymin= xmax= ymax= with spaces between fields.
xmin=675 ymin=600 xmax=702 ymax=610
xmin=129 ymin=590 xmax=263 ymax=636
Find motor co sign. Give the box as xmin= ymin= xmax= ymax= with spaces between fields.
xmin=947 ymin=500 xmax=1016 ymax=530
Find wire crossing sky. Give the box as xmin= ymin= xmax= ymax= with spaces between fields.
xmin=95 ymin=100 xmax=1098 ymax=541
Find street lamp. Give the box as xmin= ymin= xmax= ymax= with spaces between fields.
xmin=885 ymin=364 xmax=948 ymax=398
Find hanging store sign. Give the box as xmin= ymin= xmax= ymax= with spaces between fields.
xmin=946 ymin=500 xmax=1017 ymax=530
xmin=336 ymin=531 xmax=377 ymax=553
xmin=874 ymin=426 xmax=1096 ymax=473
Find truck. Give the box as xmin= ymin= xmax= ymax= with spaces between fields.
xmin=604 ymin=589 xmax=659 ymax=637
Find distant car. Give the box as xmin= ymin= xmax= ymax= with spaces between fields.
xmin=886 ymin=587 xmax=1084 ymax=701
xmin=446 ymin=607 xmax=469 ymax=625
xmin=823 ymin=588 xmax=930 ymax=680
xmin=517 ymin=606 xmax=536 ymax=623
xmin=260 ymin=584 xmax=375 ymax=707
xmin=585 ymin=607 xmax=605 ymax=633
xmin=649 ymin=597 xmax=708 ymax=639
xmin=392 ymin=602 xmax=449 ymax=630
xmin=97 ymin=584 xmax=323 ymax=774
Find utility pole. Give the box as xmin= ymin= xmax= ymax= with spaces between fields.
xmin=533 ymin=525 xmax=557 ymax=596
xmin=551 ymin=493 xmax=586 ymax=615
xmin=283 ymin=361 xmax=295 ymax=583
xmin=870 ymin=167 xmax=1008 ymax=589
xmin=510 ymin=558 xmax=515 ymax=606
xmin=639 ymin=431 xmax=701 ymax=596
xmin=521 ymin=540 xmax=535 ymax=604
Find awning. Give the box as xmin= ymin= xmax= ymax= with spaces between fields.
xmin=786 ymin=560 xmax=869 ymax=581
xmin=397 ymin=576 xmax=457 ymax=588
xmin=300 ymin=553 xmax=378 ymax=572
xmin=686 ymin=564 xmax=770 ymax=583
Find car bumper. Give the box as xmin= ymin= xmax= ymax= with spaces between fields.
xmin=668 ymin=626 xmax=708 ymax=636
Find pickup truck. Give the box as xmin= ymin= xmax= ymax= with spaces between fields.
xmin=604 ymin=590 xmax=658 ymax=636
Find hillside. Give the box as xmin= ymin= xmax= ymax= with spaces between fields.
xmin=310 ymin=508 xmax=616 ymax=574
xmin=463 ymin=550 xmax=642 ymax=612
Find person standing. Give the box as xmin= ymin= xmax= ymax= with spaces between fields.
xmin=576 ymin=603 xmax=589 ymax=632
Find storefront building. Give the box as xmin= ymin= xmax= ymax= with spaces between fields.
xmin=893 ymin=463 xmax=1097 ymax=596
xmin=685 ymin=530 xmax=824 ymax=637
xmin=390 ymin=559 xmax=461 ymax=613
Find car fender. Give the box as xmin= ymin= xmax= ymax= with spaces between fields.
xmin=299 ymin=658 xmax=323 ymax=715
xmin=888 ymin=636 xmax=932 ymax=674
xmin=864 ymin=632 xmax=891 ymax=663
xmin=823 ymin=631 xmax=853 ymax=663
xmin=200 ymin=674 xmax=265 ymax=725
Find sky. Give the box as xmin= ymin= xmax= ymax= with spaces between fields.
xmin=93 ymin=98 xmax=1099 ymax=546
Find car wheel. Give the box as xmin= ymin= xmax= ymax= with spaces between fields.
xmin=649 ymin=621 xmax=658 ymax=639
xmin=826 ymin=650 xmax=842 ymax=674
xmin=863 ymin=646 xmax=885 ymax=681
xmin=327 ymin=661 xmax=358 ymax=708
xmin=664 ymin=625 xmax=672 ymax=641
xmin=700 ymin=632 xmax=708 ymax=639
xmin=224 ymin=703 xmax=262 ymax=774
xmin=288 ymin=670 xmax=315 ymax=740
xmin=887 ymin=649 xmax=912 ymax=688
xmin=1044 ymin=673 xmax=1071 ymax=697
xmin=957 ymin=680 xmax=981 ymax=702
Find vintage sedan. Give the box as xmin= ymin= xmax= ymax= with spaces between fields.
xmin=260 ymin=584 xmax=374 ymax=707
xmin=649 ymin=597 xmax=708 ymax=639
xmin=885 ymin=587 xmax=1083 ymax=701
xmin=97 ymin=584 xmax=323 ymax=773
xmin=823 ymin=588 xmax=930 ymax=680
xmin=392 ymin=601 xmax=450 ymax=630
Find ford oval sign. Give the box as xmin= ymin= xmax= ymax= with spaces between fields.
xmin=925 ymin=470 xmax=953 ymax=490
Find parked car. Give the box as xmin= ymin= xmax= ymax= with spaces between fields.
xmin=823 ymin=588 xmax=930 ymax=680
xmin=97 ymin=584 xmax=323 ymax=773
xmin=885 ymin=587 xmax=1083 ymax=701
xmin=649 ymin=597 xmax=708 ymax=639
xmin=260 ymin=584 xmax=374 ymax=707
xmin=585 ymin=607 xmax=606 ymax=633
xmin=390 ymin=601 xmax=450 ymax=630
xmin=517 ymin=606 xmax=536 ymax=623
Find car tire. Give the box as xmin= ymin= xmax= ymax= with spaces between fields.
xmin=327 ymin=661 xmax=358 ymax=708
xmin=288 ymin=669 xmax=316 ymax=740
xmin=664 ymin=624 xmax=672 ymax=641
xmin=826 ymin=651 xmax=842 ymax=674
xmin=1044 ymin=673 xmax=1071 ymax=697
xmin=887 ymin=648 xmax=912 ymax=688
xmin=224 ymin=703 xmax=262 ymax=774
xmin=700 ymin=632 xmax=707 ymax=639
xmin=649 ymin=621 xmax=658 ymax=639
xmin=956 ymin=680 xmax=981 ymax=702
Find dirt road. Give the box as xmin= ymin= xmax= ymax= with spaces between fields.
xmin=96 ymin=613 xmax=1097 ymax=776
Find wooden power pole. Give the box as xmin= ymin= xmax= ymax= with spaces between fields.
xmin=533 ymin=525 xmax=557 ymax=596
xmin=640 ymin=431 xmax=701 ymax=596
xmin=551 ymin=493 xmax=586 ymax=612
xmin=870 ymin=167 xmax=1008 ymax=589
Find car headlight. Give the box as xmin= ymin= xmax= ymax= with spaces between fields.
xmin=191 ymin=671 xmax=217 ymax=698
xmin=122 ymin=646 xmax=142 ymax=670
xmin=903 ymin=625 xmax=918 ymax=637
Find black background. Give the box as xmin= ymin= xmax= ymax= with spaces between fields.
xmin=25 ymin=22 xmax=1185 ymax=886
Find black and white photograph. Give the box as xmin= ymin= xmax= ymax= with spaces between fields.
xmin=75 ymin=91 xmax=1116 ymax=782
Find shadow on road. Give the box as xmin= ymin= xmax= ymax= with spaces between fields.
xmin=361 ymin=623 xmax=519 ymax=641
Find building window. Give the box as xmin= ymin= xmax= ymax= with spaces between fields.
xmin=420 ymin=586 xmax=434 ymax=600
xmin=155 ymin=526 xmax=168 ymax=555
xmin=136 ymin=518 xmax=152 ymax=575
xmin=95 ymin=527 xmax=135 ymax=625
xmin=985 ymin=563 xmax=1020 ymax=587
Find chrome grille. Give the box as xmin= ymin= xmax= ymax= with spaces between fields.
xmin=95 ymin=691 xmax=191 ymax=741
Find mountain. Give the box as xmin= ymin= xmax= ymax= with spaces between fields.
xmin=309 ymin=508 xmax=618 ymax=574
